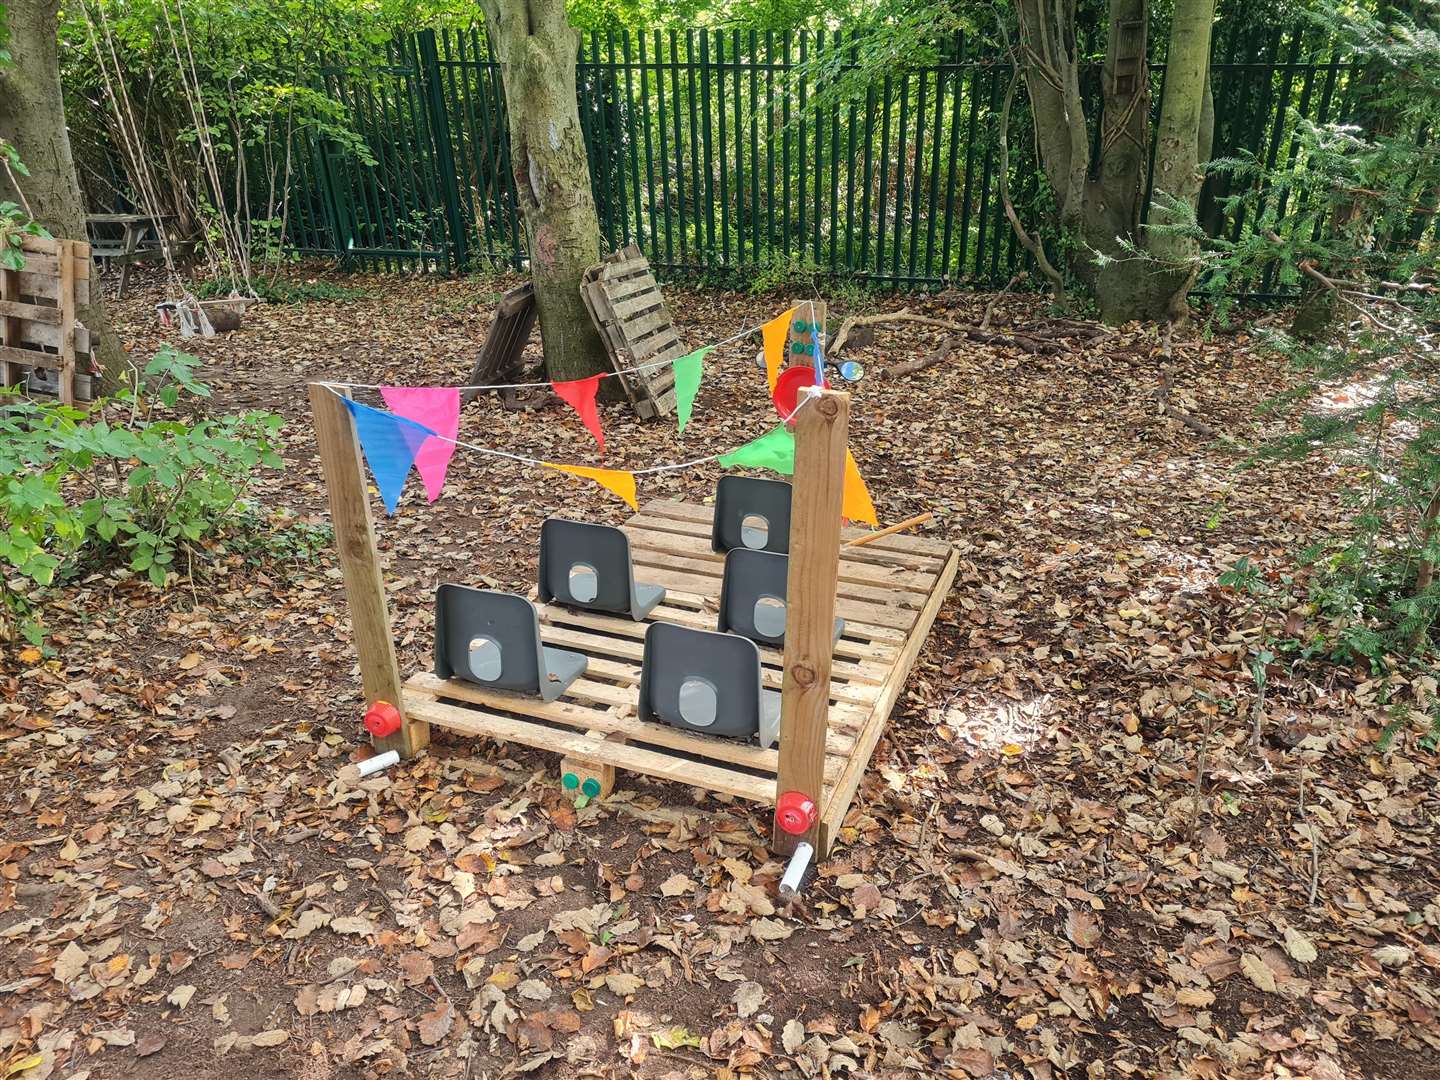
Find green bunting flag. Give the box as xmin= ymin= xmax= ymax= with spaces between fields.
xmin=717 ymin=425 xmax=795 ymax=475
xmin=672 ymin=346 xmax=712 ymax=434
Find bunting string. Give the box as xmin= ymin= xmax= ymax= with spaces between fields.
xmin=319 ymin=298 xmax=877 ymax=525
xmin=322 ymin=382 xmax=815 ymax=477
xmin=317 ymin=300 xmax=820 ymax=394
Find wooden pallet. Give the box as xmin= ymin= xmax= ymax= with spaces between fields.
xmin=400 ymin=499 xmax=957 ymax=852
xmin=0 ymin=235 xmax=96 ymax=404
xmin=463 ymin=283 xmax=535 ymax=404
xmin=580 ymin=244 xmax=683 ymax=420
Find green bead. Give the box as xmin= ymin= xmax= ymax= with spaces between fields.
xmin=561 ymin=772 xmax=579 ymax=790
xmin=581 ymin=777 xmax=601 ymax=798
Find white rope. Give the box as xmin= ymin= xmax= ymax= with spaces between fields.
xmin=316 ymin=307 xmax=790 ymax=393
xmin=316 ymin=382 xmax=813 ymax=477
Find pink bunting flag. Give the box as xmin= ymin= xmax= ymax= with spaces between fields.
xmin=551 ymin=374 xmax=606 ymax=453
xmin=380 ymin=386 xmax=460 ymax=502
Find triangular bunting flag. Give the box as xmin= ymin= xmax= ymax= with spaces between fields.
xmin=842 ymin=449 xmax=879 ymax=525
xmin=342 ymin=397 xmax=437 ymax=514
xmin=672 ymin=346 xmax=712 ymax=434
xmin=761 ymin=308 xmax=795 ymax=393
xmin=718 ymin=425 xmax=795 ymax=475
xmin=551 ymin=374 xmax=606 ymax=453
xmin=380 ymin=386 xmax=460 ymax=502
xmin=545 ymin=463 xmax=638 ymax=510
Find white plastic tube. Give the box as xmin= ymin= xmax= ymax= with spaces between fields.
xmin=355 ymin=750 xmax=400 ymax=778
xmin=778 ymin=842 xmax=815 ymax=900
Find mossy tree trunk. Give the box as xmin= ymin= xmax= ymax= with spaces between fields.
xmin=477 ymin=0 xmax=608 ymax=383
xmin=1012 ymin=0 xmax=1216 ymax=324
xmin=0 ymin=0 xmax=124 ymax=383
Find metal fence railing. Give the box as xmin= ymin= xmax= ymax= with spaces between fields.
xmin=277 ymin=23 xmax=1375 ymax=291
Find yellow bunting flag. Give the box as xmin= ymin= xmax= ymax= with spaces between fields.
xmin=842 ymin=450 xmax=878 ymax=526
xmin=761 ymin=307 xmax=796 ymax=393
xmin=545 ymin=463 xmax=638 ymax=511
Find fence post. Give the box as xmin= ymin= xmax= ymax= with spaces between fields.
xmin=417 ymin=28 xmax=469 ymax=273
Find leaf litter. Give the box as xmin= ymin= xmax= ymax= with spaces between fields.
xmin=0 ymin=268 xmax=1437 ymax=1078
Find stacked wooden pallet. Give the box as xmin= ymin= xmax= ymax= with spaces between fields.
xmin=580 ymin=244 xmax=683 ymax=420
xmin=0 ymin=236 xmax=96 ymax=404
xmin=401 ymin=498 xmax=957 ymax=852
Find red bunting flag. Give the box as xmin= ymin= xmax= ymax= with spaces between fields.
xmin=551 ymin=374 xmax=606 ymax=453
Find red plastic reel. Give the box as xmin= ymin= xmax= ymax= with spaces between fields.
xmin=363 ymin=700 xmax=402 ymax=739
xmin=775 ymin=791 xmax=818 ymax=835
xmin=772 ymin=366 xmax=830 ymax=420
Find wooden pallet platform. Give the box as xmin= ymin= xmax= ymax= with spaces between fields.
xmin=401 ymin=499 xmax=957 ymax=849
xmin=1 ymin=236 xmax=96 ymax=403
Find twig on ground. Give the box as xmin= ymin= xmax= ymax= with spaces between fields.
xmin=980 ymin=273 xmax=1027 ymax=331
xmin=1188 ymin=708 xmax=1217 ymax=842
xmin=1298 ymin=764 xmax=1321 ymax=907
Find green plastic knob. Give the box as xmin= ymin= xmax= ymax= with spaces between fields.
xmin=581 ymin=777 xmax=601 ymax=798
xmin=561 ymin=772 xmax=579 ymax=790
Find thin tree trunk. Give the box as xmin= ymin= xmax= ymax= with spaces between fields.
xmin=477 ymin=0 xmax=607 ymax=383
xmin=0 ymin=0 xmax=124 ymax=383
xmin=1085 ymin=0 xmax=1152 ymax=315
xmin=1140 ymin=0 xmax=1221 ymax=324
xmin=1410 ymin=483 xmax=1440 ymax=650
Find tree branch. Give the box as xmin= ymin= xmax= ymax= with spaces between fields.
xmin=997 ymin=68 xmax=1066 ymax=304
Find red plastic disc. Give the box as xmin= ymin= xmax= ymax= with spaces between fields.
xmin=772 ymin=365 xmax=829 ymax=419
xmin=775 ymin=790 xmax=818 ymax=835
xmin=363 ymin=700 xmax=402 ymax=739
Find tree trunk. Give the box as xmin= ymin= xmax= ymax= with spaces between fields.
xmin=1084 ymin=0 xmax=1152 ymax=315
xmin=0 ymin=0 xmax=124 ymax=383
xmin=1012 ymin=0 xmax=1216 ymax=325
xmin=1135 ymin=0 xmax=1216 ymax=324
xmin=477 ymin=0 xmax=607 ymax=384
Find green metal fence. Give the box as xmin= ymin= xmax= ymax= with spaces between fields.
xmin=279 ymin=23 xmax=1371 ymax=292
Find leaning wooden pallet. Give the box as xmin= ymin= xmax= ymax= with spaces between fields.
xmin=308 ymin=378 xmax=956 ymax=858
xmin=580 ymin=244 xmax=684 ymax=420
xmin=0 ymin=236 xmax=97 ymax=404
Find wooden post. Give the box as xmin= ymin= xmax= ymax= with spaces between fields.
xmin=772 ymin=386 xmax=848 ymax=857
xmin=786 ymin=299 xmax=827 ymax=382
xmin=308 ymin=383 xmax=429 ymax=758
xmin=58 ymin=240 xmax=76 ymax=406
xmin=0 ymin=261 xmax=18 ymax=390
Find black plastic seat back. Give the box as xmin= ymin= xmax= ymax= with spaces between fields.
xmin=640 ymin=622 xmax=772 ymax=744
xmin=434 ymin=584 xmax=586 ymax=702
xmin=538 ymin=518 xmax=666 ymax=621
xmin=711 ymin=476 xmax=792 ymax=555
xmin=718 ymin=548 xmax=790 ymax=646
xmin=717 ymin=547 xmax=845 ymax=648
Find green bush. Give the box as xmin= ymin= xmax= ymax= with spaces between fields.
xmin=0 ymin=349 xmax=284 ymax=644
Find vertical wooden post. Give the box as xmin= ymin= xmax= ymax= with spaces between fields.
xmin=772 ymin=385 xmax=848 ymax=857
xmin=308 ymin=383 xmax=430 ymax=758
xmin=0 ymin=261 xmax=19 ymax=389
xmin=58 ymin=240 xmax=77 ymax=406
xmin=786 ymin=298 xmax=827 ymax=384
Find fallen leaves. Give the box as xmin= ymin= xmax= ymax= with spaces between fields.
xmin=5 ymin=277 xmax=1438 ymax=1080
xmin=1283 ymin=927 xmax=1318 ymax=964
xmin=1065 ymin=909 xmax=1102 ymax=949
xmin=417 ymin=1002 xmax=454 ymax=1046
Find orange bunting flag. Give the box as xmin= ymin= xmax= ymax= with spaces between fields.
xmin=551 ymin=374 xmax=606 ymax=452
xmin=761 ymin=307 xmax=796 ymax=393
xmin=545 ymin=463 xmax=638 ymax=511
xmin=842 ymin=449 xmax=878 ymax=526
